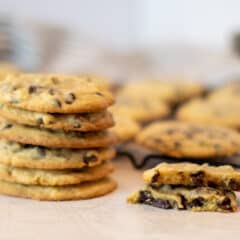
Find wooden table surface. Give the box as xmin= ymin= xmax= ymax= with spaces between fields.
xmin=1 ymin=158 xmax=240 ymax=240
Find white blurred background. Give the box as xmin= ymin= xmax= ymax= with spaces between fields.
xmin=1 ymin=0 xmax=240 ymax=84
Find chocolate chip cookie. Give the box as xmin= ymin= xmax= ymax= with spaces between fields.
xmin=119 ymin=79 xmax=203 ymax=104
xmin=177 ymin=99 xmax=240 ymax=129
xmin=127 ymin=185 xmax=237 ymax=212
xmin=143 ymin=162 xmax=240 ymax=191
xmin=136 ymin=121 xmax=240 ymax=158
xmin=0 ymin=177 xmax=117 ymax=201
xmin=0 ymin=73 xmax=114 ymax=113
xmin=0 ymin=104 xmax=114 ymax=131
xmin=112 ymin=95 xmax=170 ymax=122
xmin=0 ymin=162 xmax=114 ymax=186
xmin=0 ymin=117 xmax=117 ymax=148
xmin=0 ymin=139 xmax=115 ymax=169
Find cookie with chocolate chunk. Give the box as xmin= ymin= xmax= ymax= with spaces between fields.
xmin=177 ymin=99 xmax=240 ymax=129
xmin=119 ymin=79 xmax=203 ymax=104
xmin=0 ymin=104 xmax=114 ymax=131
xmin=0 ymin=117 xmax=117 ymax=149
xmin=0 ymin=177 xmax=117 ymax=201
xmin=127 ymin=185 xmax=237 ymax=212
xmin=0 ymin=139 xmax=115 ymax=169
xmin=112 ymin=95 xmax=170 ymax=122
xmin=208 ymin=81 xmax=240 ymax=102
xmin=0 ymin=73 xmax=114 ymax=113
xmin=143 ymin=162 xmax=240 ymax=191
xmin=0 ymin=162 xmax=114 ymax=186
xmin=136 ymin=121 xmax=240 ymax=158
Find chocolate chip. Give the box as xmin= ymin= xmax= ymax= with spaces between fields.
xmin=228 ymin=179 xmax=240 ymax=191
xmin=138 ymin=191 xmax=172 ymax=209
xmin=218 ymin=197 xmax=232 ymax=211
xmin=189 ymin=197 xmax=204 ymax=208
xmin=138 ymin=190 xmax=153 ymax=204
xmin=48 ymin=88 xmax=56 ymax=95
xmin=36 ymin=147 xmax=46 ymax=157
xmin=65 ymin=93 xmax=76 ymax=104
xmin=28 ymin=85 xmax=44 ymax=94
xmin=191 ymin=171 xmax=205 ymax=186
xmin=208 ymin=181 xmax=218 ymax=188
xmin=83 ymin=153 xmax=97 ymax=164
xmin=54 ymin=99 xmax=62 ymax=108
xmin=28 ymin=85 xmax=38 ymax=94
xmin=151 ymin=199 xmax=172 ymax=209
xmin=36 ymin=118 xmax=44 ymax=125
xmin=151 ymin=171 xmax=160 ymax=183
xmin=2 ymin=124 xmax=12 ymax=130
xmin=95 ymin=92 xmax=104 ymax=96
xmin=51 ymin=77 xmax=59 ymax=84
xmin=179 ymin=195 xmax=187 ymax=209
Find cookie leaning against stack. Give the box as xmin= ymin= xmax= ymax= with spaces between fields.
xmin=0 ymin=73 xmax=117 ymax=201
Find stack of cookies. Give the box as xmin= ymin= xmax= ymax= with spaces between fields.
xmin=128 ymin=121 xmax=240 ymax=212
xmin=0 ymin=73 xmax=117 ymax=201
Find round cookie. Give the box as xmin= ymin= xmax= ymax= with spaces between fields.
xmin=0 ymin=177 xmax=117 ymax=201
xmin=0 ymin=104 xmax=114 ymax=131
xmin=112 ymin=95 xmax=170 ymax=122
xmin=177 ymin=99 xmax=240 ymax=129
xmin=208 ymin=81 xmax=240 ymax=102
xmin=0 ymin=117 xmax=117 ymax=148
xmin=0 ymin=162 xmax=114 ymax=186
xmin=119 ymin=79 xmax=203 ymax=104
xmin=110 ymin=115 xmax=141 ymax=142
xmin=0 ymin=73 xmax=114 ymax=113
xmin=0 ymin=139 xmax=115 ymax=169
xmin=136 ymin=121 xmax=240 ymax=158
xmin=0 ymin=63 xmax=19 ymax=81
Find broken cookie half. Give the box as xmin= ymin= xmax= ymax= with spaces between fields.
xmin=127 ymin=162 xmax=239 ymax=213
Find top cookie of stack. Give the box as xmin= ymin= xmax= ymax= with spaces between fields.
xmin=0 ymin=73 xmax=117 ymax=201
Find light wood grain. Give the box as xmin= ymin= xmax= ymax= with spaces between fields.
xmin=0 ymin=158 xmax=240 ymax=240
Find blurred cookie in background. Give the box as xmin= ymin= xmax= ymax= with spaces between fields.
xmin=0 ymin=63 xmax=19 ymax=80
xmin=111 ymin=95 xmax=170 ymax=123
xmin=177 ymin=98 xmax=240 ymax=130
xmin=118 ymin=77 xmax=204 ymax=105
xmin=136 ymin=121 xmax=240 ymax=159
xmin=208 ymin=80 xmax=240 ymax=102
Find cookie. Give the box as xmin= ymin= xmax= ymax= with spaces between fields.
xmin=0 ymin=73 xmax=114 ymax=113
xmin=119 ymin=79 xmax=203 ymax=104
xmin=0 ymin=117 xmax=117 ymax=148
xmin=127 ymin=185 xmax=237 ymax=212
xmin=0 ymin=104 xmax=114 ymax=131
xmin=143 ymin=162 xmax=240 ymax=191
xmin=0 ymin=177 xmax=117 ymax=201
xmin=0 ymin=63 xmax=19 ymax=80
xmin=208 ymin=81 xmax=240 ymax=102
xmin=136 ymin=121 xmax=240 ymax=158
xmin=177 ymin=99 xmax=240 ymax=129
xmin=0 ymin=162 xmax=114 ymax=186
xmin=112 ymin=95 xmax=170 ymax=122
xmin=0 ymin=139 xmax=115 ymax=169
xmin=110 ymin=115 xmax=141 ymax=142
